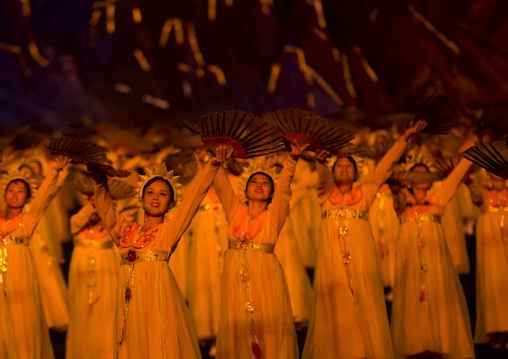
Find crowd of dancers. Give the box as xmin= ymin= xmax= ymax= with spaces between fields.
xmin=0 ymin=110 xmax=506 ymax=359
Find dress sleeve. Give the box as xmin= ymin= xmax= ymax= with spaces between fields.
xmin=316 ymin=161 xmax=334 ymax=204
xmin=269 ymin=156 xmax=297 ymax=234
xmin=163 ymin=161 xmax=219 ymax=248
xmin=213 ymin=165 xmax=242 ymax=224
xmin=70 ymin=203 xmax=96 ymax=235
xmin=362 ymin=137 xmax=408 ymax=203
xmin=23 ymin=168 xmax=61 ymax=237
xmin=94 ymin=174 xmax=129 ymax=245
xmin=434 ymin=158 xmax=473 ymax=207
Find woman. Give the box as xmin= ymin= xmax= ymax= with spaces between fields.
xmin=390 ymin=157 xmax=475 ymax=358
xmin=66 ymin=191 xmax=136 ymax=359
xmin=0 ymin=155 xmax=69 ymax=359
xmin=213 ymin=143 xmax=306 ymax=359
xmin=92 ymin=152 xmax=226 ymax=359
xmin=302 ymin=121 xmax=426 ymax=359
xmin=467 ymin=171 xmax=508 ymax=349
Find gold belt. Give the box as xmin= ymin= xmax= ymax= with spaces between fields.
xmin=0 ymin=236 xmax=29 ymax=246
xmin=228 ymin=240 xmax=274 ymax=253
xmin=321 ymin=209 xmax=368 ymax=220
xmin=120 ymin=249 xmax=170 ymax=265
xmin=74 ymin=238 xmax=114 ymax=249
xmin=199 ymin=204 xmax=222 ymax=212
xmin=486 ymin=206 xmax=508 ymax=213
xmin=400 ymin=213 xmax=441 ymax=224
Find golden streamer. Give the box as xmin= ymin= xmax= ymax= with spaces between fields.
xmin=353 ymin=45 xmax=379 ymax=83
xmin=19 ymin=0 xmax=31 ymax=18
xmin=132 ymin=7 xmax=142 ymax=24
xmin=332 ymin=47 xmax=340 ymax=63
xmin=260 ymin=0 xmax=273 ymax=16
xmin=134 ymin=49 xmax=151 ymax=71
xmin=106 ymin=4 xmax=115 ymax=33
xmin=89 ymin=0 xmax=117 ymax=47
xmin=207 ymin=65 xmax=227 ymax=85
xmin=159 ymin=18 xmax=185 ymax=47
xmin=208 ymin=0 xmax=217 ymax=21
xmin=187 ymin=23 xmax=205 ymax=67
xmin=267 ymin=45 xmax=345 ymax=107
xmin=311 ymin=0 xmax=327 ymax=28
xmin=0 ymin=43 xmax=31 ymax=76
xmin=407 ymin=4 xmax=461 ymax=55
xmin=177 ymin=63 xmax=193 ymax=72
xmin=340 ymin=53 xmax=357 ymax=98
xmin=27 ymin=41 xmax=49 ymax=67
xmin=311 ymin=26 xmax=328 ymax=41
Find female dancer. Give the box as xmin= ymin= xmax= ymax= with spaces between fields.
xmin=0 ymin=155 xmax=69 ymax=359
xmin=467 ymin=171 xmax=508 ymax=349
xmin=213 ymin=143 xmax=306 ymax=359
xmin=390 ymin=157 xmax=475 ymax=358
xmin=303 ymin=121 xmax=426 ymax=359
xmin=92 ymin=151 xmax=226 ymax=358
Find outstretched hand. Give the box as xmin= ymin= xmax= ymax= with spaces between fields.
xmin=210 ymin=146 xmax=233 ymax=166
xmin=404 ymin=120 xmax=427 ymax=140
xmin=53 ymin=155 xmax=71 ymax=171
xmin=290 ymin=141 xmax=309 ymax=157
xmin=315 ymin=148 xmax=330 ymax=164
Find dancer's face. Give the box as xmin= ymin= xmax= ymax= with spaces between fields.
xmin=412 ymin=165 xmax=432 ymax=190
xmin=333 ymin=157 xmax=356 ymax=184
xmin=4 ymin=181 xmax=29 ymax=208
xmin=142 ymin=179 xmax=173 ymax=216
xmin=246 ymin=173 xmax=273 ymax=203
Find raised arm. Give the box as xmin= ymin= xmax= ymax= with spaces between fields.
xmin=70 ymin=202 xmax=96 ymax=235
xmin=270 ymin=155 xmax=298 ymax=234
xmin=434 ymin=157 xmax=473 ymax=207
xmin=93 ymin=172 xmax=129 ymax=246
xmin=315 ymin=149 xmax=335 ymax=204
xmin=23 ymin=157 xmax=69 ymax=237
xmin=213 ymin=165 xmax=242 ymax=223
xmin=164 ymin=159 xmax=221 ymax=247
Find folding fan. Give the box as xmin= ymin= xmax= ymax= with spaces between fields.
xmin=71 ymin=177 xmax=136 ymax=199
xmin=200 ymin=110 xmax=285 ymax=159
xmin=462 ymin=141 xmax=508 ymax=179
xmin=387 ymin=170 xmax=441 ymax=187
xmin=477 ymin=106 xmax=508 ymax=142
xmin=415 ymin=95 xmax=463 ymax=135
xmin=162 ymin=151 xmax=199 ymax=185
xmin=265 ymin=108 xmax=355 ymax=154
xmin=45 ymin=137 xmax=130 ymax=178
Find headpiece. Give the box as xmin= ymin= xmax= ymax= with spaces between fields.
xmin=137 ymin=163 xmax=184 ymax=216
xmin=400 ymin=154 xmax=434 ymax=172
xmin=237 ymin=157 xmax=279 ymax=203
xmin=0 ymin=168 xmax=38 ymax=200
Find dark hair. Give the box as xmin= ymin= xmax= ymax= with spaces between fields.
xmin=332 ymin=156 xmax=358 ymax=181
xmin=409 ymin=164 xmax=430 ymax=172
xmin=245 ymin=172 xmax=275 ymax=203
xmin=5 ymin=179 xmax=31 ymax=199
xmin=142 ymin=177 xmax=174 ymax=203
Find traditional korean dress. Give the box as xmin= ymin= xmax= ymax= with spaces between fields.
xmin=473 ymin=187 xmax=508 ymax=344
xmin=369 ymin=183 xmax=400 ymax=288
xmin=0 ymin=168 xmax=64 ymax=359
xmin=66 ymin=203 xmax=121 ymax=359
xmin=186 ymin=188 xmax=228 ymax=341
xmin=391 ymin=158 xmax=475 ymax=358
xmin=303 ymin=137 xmax=408 ymax=359
xmin=214 ymin=156 xmax=299 ymax=359
xmin=94 ymin=162 xmax=219 ymax=359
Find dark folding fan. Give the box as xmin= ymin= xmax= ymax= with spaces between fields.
xmin=462 ymin=141 xmax=508 ymax=179
xmin=265 ymin=108 xmax=355 ymax=154
xmin=200 ymin=110 xmax=285 ymax=159
xmin=45 ymin=137 xmax=130 ymax=178
xmin=477 ymin=106 xmax=508 ymax=142
xmin=162 ymin=151 xmax=199 ymax=185
xmin=387 ymin=171 xmax=441 ymax=187
xmin=71 ymin=177 xmax=137 ymax=199
xmin=415 ymin=95 xmax=463 ymax=135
